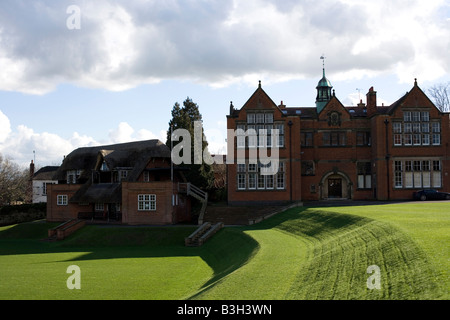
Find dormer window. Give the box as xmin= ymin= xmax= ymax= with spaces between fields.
xmin=112 ymin=169 xmax=130 ymax=183
xmin=120 ymin=170 xmax=128 ymax=181
xmin=101 ymin=161 xmax=109 ymax=172
xmin=66 ymin=170 xmax=81 ymax=184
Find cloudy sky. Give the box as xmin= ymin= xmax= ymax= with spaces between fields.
xmin=0 ymin=0 xmax=449 ymax=167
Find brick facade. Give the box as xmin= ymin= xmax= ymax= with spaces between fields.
xmin=227 ymin=78 xmax=449 ymax=204
xmin=46 ymin=140 xmax=192 ymax=225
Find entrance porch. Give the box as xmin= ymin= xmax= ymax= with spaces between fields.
xmin=319 ymin=172 xmax=353 ymax=200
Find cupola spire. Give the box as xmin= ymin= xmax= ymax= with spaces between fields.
xmin=315 ymin=55 xmax=333 ymax=113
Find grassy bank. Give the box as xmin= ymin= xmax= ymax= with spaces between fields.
xmin=0 ymin=202 xmax=448 ymax=300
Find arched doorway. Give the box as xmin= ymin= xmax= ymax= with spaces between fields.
xmin=320 ymin=171 xmax=352 ymax=200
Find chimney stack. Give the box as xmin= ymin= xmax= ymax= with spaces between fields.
xmin=366 ymin=87 xmax=377 ymax=117
xmin=29 ymin=160 xmax=35 ymax=178
xmin=28 ymin=160 xmax=35 ymax=204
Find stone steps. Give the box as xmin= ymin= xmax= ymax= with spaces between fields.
xmin=185 ymin=222 xmax=224 ymax=247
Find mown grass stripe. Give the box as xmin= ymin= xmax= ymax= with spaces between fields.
xmin=271 ymin=209 xmax=442 ymax=300
xmin=0 ymin=203 xmax=447 ymax=300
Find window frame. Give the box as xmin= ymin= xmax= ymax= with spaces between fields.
xmin=393 ymin=112 xmax=439 ymax=147
xmin=138 ymin=194 xmax=156 ymax=211
xmin=357 ymin=162 xmax=372 ymax=189
xmin=57 ymin=195 xmax=68 ymax=206
xmin=394 ymin=159 xmax=442 ymax=189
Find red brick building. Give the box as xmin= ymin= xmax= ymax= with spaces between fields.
xmin=227 ymin=72 xmax=449 ymax=205
xmin=46 ymin=140 xmax=206 ymax=225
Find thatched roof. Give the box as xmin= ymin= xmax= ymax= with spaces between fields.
xmin=33 ymin=166 xmax=59 ymax=181
xmin=70 ymin=183 xmax=122 ymax=204
xmin=53 ymin=140 xmax=170 ymax=181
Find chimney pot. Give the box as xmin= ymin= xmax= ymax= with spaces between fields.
xmin=366 ymin=87 xmax=377 ymax=117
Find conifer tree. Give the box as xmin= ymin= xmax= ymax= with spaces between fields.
xmin=166 ymin=97 xmax=214 ymax=190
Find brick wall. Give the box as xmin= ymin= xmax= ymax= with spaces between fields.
xmin=46 ymin=184 xmax=84 ymax=222
xmin=122 ymin=181 xmax=178 ymax=225
xmin=226 ymin=81 xmax=449 ymax=203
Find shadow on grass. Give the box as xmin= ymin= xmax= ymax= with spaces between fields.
xmin=0 ymin=205 xmax=444 ymax=299
xmin=249 ymin=207 xmax=443 ymax=299
xmin=250 ymin=206 xmax=369 ymax=237
xmin=0 ymin=221 xmax=259 ymax=298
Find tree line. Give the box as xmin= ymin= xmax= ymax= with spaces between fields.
xmin=428 ymin=82 xmax=449 ymax=113
xmin=0 ymin=154 xmax=31 ymax=206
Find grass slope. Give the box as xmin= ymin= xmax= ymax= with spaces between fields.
xmin=0 ymin=203 xmax=448 ymax=300
xmin=0 ymin=223 xmax=257 ymax=300
xmin=277 ymin=209 xmax=442 ymax=299
xmin=194 ymin=206 xmax=446 ymax=300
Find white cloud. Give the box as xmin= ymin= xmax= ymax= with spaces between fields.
xmin=0 ymin=118 xmax=165 ymax=167
xmin=136 ymin=129 xmax=167 ymax=142
xmin=69 ymin=132 xmax=99 ymax=148
xmin=348 ymin=0 xmax=449 ymax=83
xmin=108 ymin=122 xmax=167 ymax=144
xmin=0 ymin=0 xmax=448 ymax=94
xmin=0 ymin=124 xmax=76 ymax=166
xmin=0 ymin=110 xmax=11 ymax=143
xmin=108 ymin=122 xmax=135 ymax=144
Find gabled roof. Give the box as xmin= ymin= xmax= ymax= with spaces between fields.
xmin=33 ymin=166 xmax=59 ymax=180
xmin=229 ymin=81 xmax=282 ymax=117
xmin=318 ymin=95 xmax=351 ymax=117
xmin=383 ymin=82 xmax=442 ymax=115
xmin=53 ymin=140 xmax=171 ymax=181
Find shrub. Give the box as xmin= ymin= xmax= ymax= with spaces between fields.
xmin=0 ymin=203 xmax=46 ymax=225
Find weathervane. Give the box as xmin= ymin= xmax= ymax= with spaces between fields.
xmin=320 ymin=55 xmax=326 ymax=69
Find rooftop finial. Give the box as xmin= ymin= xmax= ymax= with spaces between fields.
xmin=258 ymin=80 xmax=261 ymax=88
xmin=320 ymin=55 xmax=327 ymax=78
xmin=320 ymin=54 xmax=326 ymax=69
xmin=414 ymin=78 xmax=417 ymax=86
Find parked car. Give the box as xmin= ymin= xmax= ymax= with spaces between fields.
xmin=413 ymin=189 xmax=450 ymax=201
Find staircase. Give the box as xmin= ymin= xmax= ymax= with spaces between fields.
xmin=178 ymin=183 xmax=208 ymax=225
xmin=47 ymin=219 xmax=86 ymax=241
xmin=185 ymin=222 xmax=224 ymax=247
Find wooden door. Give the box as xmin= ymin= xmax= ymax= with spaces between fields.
xmin=328 ymin=178 xmax=342 ymax=198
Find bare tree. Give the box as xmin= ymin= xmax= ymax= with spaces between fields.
xmin=0 ymin=154 xmax=29 ymax=206
xmin=428 ymin=82 xmax=450 ymax=112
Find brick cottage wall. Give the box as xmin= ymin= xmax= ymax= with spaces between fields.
xmin=46 ymin=184 xmax=86 ymax=222
xmin=121 ymin=181 xmax=183 ymax=225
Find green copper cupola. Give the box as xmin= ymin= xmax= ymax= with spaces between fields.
xmin=315 ymin=58 xmax=333 ymax=113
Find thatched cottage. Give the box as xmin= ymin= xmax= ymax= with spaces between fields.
xmin=47 ymin=140 xmax=205 ymax=225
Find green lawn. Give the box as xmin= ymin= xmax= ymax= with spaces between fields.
xmin=0 ymin=202 xmax=448 ymax=300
